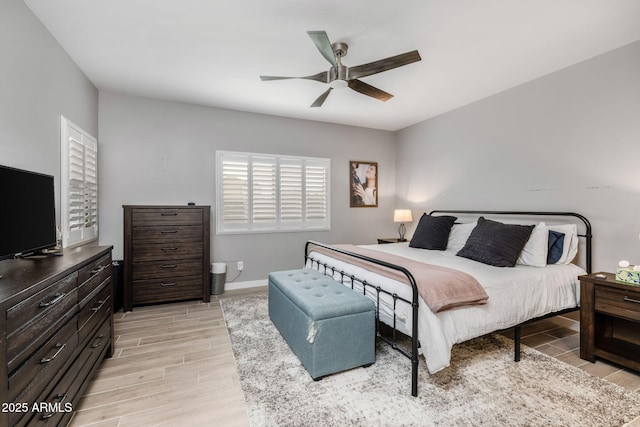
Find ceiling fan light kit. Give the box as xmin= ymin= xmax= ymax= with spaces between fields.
xmin=260 ymin=30 xmax=421 ymax=108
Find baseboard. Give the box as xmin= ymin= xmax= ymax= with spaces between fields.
xmin=225 ymin=279 xmax=267 ymax=291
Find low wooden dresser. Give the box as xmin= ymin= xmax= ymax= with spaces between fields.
xmin=123 ymin=205 xmax=211 ymax=311
xmin=0 ymin=245 xmax=113 ymax=427
xmin=579 ymin=272 xmax=640 ymax=372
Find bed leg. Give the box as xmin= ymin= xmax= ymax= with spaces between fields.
xmin=514 ymin=325 xmax=521 ymax=362
xmin=411 ymin=360 xmax=418 ymax=397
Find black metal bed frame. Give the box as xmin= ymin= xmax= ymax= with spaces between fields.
xmin=304 ymin=210 xmax=592 ymax=397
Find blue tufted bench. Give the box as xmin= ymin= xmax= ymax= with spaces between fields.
xmin=268 ymin=269 xmax=376 ymax=380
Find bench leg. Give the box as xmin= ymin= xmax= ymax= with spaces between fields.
xmin=514 ymin=325 xmax=521 ymax=362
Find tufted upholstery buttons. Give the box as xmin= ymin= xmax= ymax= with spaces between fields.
xmin=268 ymin=269 xmax=375 ymax=320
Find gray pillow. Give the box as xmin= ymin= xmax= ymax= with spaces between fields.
xmin=456 ymin=217 xmax=535 ymax=267
xmin=409 ymin=214 xmax=457 ymax=250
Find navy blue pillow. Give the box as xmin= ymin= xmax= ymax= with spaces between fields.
xmin=547 ymin=230 xmax=565 ymax=264
xmin=456 ymin=217 xmax=534 ymax=267
xmin=409 ymin=214 xmax=457 ymax=250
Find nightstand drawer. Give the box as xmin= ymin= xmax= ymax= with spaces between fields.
xmin=595 ymin=285 xmax=640 ymax=322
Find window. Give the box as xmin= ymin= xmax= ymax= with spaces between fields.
xmin=216 ymin=151 xmax=330 ymax=233
xmin=60 ymin=116 xmax=98 ymax=248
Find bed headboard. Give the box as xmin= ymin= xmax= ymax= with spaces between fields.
xmin=429 ymin=210 xmax=593 ymax=274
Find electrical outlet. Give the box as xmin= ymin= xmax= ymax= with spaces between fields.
xmin=237 ymin=261 xmax=244 ymax=271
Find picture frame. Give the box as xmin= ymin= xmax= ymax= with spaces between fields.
xmin=350 ymin=161 xmax=378 ymax=207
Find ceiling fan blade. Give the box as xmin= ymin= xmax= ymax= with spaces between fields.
xmin=307 ymin=31 xmax=338 ymax=68
xmin=348 ymin=50 xmax=421 ymax=80
xmin=260 ymin=76 xmax=296 ymax=81
xmin=310 ymin=88 xmax=332 ymax=108
xmin=348 ymin=79 xmax=393 ymax=102
xmin=260 ymin=70 xmax=329 ymax=84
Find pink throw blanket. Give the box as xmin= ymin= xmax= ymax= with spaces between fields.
xmin=309 ymin=243 xmax=489 ymax=313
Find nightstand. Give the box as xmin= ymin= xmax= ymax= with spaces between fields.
xmin=579 ymin=272 xmax=640 ymax=372
xmin=377 ymin=238 xmax=407 ymax=244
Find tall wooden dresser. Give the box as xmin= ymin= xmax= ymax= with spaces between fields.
xmin=123 ymin=205 xmax=211 ymax=311
xmin=0 ymin=245 xmax=113 ymax=427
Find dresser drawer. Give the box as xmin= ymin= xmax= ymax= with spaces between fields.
xmin=78 ymin=283 xmax=112 ymax=345
xmin=131 ymin=208 xmax=203 ymax=226
xmin=132 ymin=241 xmax=203 ymax=262
xmin=82 ymin=317 xmax=112 ymax=367
xmin=78 ymin=253 xmax=112 ymax=302
xmin=78 ymin=253 xmax=112 ymax=284
xmin=6 ymin=272 xmax=77 ymax=335
xmin=6 ymin=275 xmax=78 ymax=369
xmin=132 ymin=225 xmax=203 ymax=243
xmin=133 ymin=276 xmax=203 ymax=304
xmin=8 ymin=315 xmax=78 ymax=402
xmin=132 ymin=259 xmax=203 ymax=280
xmin=30 ymin=318 xmax=111 ymax=427
xmin=595 ymin=285 xmax=640 ymax=322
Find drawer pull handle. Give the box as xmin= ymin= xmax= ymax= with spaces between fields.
xmin=39 ymin=292 xmax=65 ymax=308
xmin=41 ymin=343 xmax=66 ymax=363
xmin=160 ymin=264 xmax=177 ymax=269
xmin=91 ymin=265 xmax=107 ymax=275
xmin=160 ymin=230 xmax=178 ymax=234
xmin=91 ymin=334 xmax=106 ymax=348
xmin=623 ymin=296 xmax=640 ymax=305
xmin=161 ymin=247 xmax=178 ymax=251
xmin=91 ymin=297 xmax=109 ymax=312
xmin=161 ymin=213 xmax=178 ymax=216
xmin=42 ymin=393 xmax=68 ymax=419
xmin=161 ymin=282 xmax=177 ymax=287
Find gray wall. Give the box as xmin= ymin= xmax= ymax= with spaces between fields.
xmin=98 ymin=91 xmax=397 ymax=281
xmin=396 ymin=41 xmax=640 ymax=272
xmin=5 ymin=0 xmax=639 ymax=280
xmin=0 ymin=0 xmax=98 ymax=226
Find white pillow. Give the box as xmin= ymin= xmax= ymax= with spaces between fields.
xmin=517 ymin=222 xmax=549 ymax=267
xmin=548 ymin=224 xmax=578 ymax=264
xmin=447 ymin=221 xmax=477 ymax=252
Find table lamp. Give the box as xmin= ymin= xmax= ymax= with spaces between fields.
xmin=393 ymin=209 xmax=413 ymax=241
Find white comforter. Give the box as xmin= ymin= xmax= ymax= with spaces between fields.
xmin=308 ymin=242 xmax=585 ymax=374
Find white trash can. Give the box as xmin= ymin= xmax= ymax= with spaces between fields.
xmin=211 ymin=262 xmax=226 ymax=295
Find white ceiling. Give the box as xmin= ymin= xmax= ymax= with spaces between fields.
xmin=23 ymin=0 xmax=640 ymax=131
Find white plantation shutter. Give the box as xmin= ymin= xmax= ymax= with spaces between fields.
xmin=252 ymin=157 xmax=277 ymax=228
xmin=220 ymin=153 xmax=249 ymax=230
xmin=279 ymin=159 xmax=303 ymax=227
xmin=216 ymin=151 xmax=330 ymax=233
xmin=61 ymin=116 xmax=98 ymax=247
xmin=305 ymin=160 xmax=328 ymax=225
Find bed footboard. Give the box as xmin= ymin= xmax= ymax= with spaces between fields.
xmin=304 ymin=240 xmax=421 ymax=397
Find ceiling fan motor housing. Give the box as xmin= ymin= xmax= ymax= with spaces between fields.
xmin=331 ymin=65 xmax=349 ymax=88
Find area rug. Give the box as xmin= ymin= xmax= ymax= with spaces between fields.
xmin=221 ymin=295 xmax=640 ymax=427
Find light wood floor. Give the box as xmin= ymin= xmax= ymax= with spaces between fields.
xmin=69 ymin=287 xmax=640 ymax=427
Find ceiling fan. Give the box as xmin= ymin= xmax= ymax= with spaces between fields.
xmin=260 ymin=31 xmax=421 ymax=108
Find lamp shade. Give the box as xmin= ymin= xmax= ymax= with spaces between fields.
xmin=393 ymin=209 xmax=413 ymax=223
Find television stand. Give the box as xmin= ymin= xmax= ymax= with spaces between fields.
xmin=0 ymin=245 xmax=113 ymax=426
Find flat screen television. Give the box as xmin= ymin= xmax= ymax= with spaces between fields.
xmin=0 ymin=164 xmax=57 ymax=260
